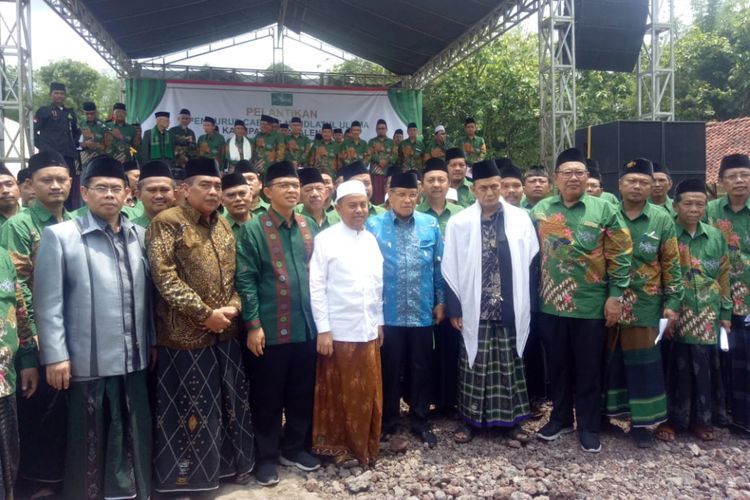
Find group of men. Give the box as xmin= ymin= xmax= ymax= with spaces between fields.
xmin=0 ymin=78 xmax=740 ymax=499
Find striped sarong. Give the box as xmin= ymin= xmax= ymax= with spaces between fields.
xmin=603 ymin=326 xmax=667 ymax=427
xmin=457 ymin=321 xmax=529 ymax=427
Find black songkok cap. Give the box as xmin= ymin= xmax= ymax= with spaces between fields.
xmin=123 ymin=160 xmax=139 ymax=172
xmin=376 ymin=119 xmax=386 ymax=126
xmin=675 ymin=178 xmax=706 ymax=196
xmin=0 ymin=163 xmax=12 ymax=178
xmin=341 ymin=160 xmax=369 ymax=181
xmin=333 ymin=128 xmax=343 ymax=134
xmin=585 ymin=158 xmax=602 ymax=180
xmin=83 ymin=155 xmax=125 ymax=183
xmin=154 ymin=111 xmax=170 ymax=119
xmin=390 ymin=172 xmax=418 ymax=189
xmin=260 ymin=114 xmax=273 ymax=123
xmin=407 ymin=122 xmax=417 ymax=129
xmin=179 ymin=108 xmax=191 ymax=116
xmin=82 ymin=102 xmax=96 ymax=111
xmin=555 ymin=148 xmax=586 ymax=169
xmin=264 ymin=161 xmax=298 ymax=185
xmin=350 ymin=120 xmax=361 ymax=128
xmin=465 ymin=116 xmax=476 ymax=125
xmin=112 ymin=102 xmax=126 ymax=111
xmin=652 ymin=162 xmax=670 ymax=176
xmin=49 ymin=82 xmax=65 ymax=92
xmin=385 ymin=165 xmax=402 ymax=178
xmin=423 ymin=158 xmax=447 ymax=174
xmin=298 ymin=167 xmax=324 ymax=186
xmin=719 ymin=153 xmax=750 ymax=178
xmin=203 ymin=116 xmax=216 ymax=125
xmin=271 ymin=117 xmax=280 ymax=125
xmin=17 ymin=168 xmax=30 ymax=184
xmin=234 ymin=119 xmax=246 ymax=127
xmin=498 ymin=163 xmax=523 ymax=182
xmin=185 ymin=157 xmax=219 ymax=178
xmin=394 ymin=129 xmax=403 ymax=135
xmin=234 ymin=160 xmax=257 ymax=176
xmin=280 ymin=123 xmax=289 ymax=129
xmin=494 ymin=157 xmax=515 ymax=171
xmin=139 ymin=160 xmax=172 ymax=180
xmin=445 ymin=147 xmax=465 ymax=162
xmin=291 ymin=117 xmax=302 ymax=124
xmin=173 ymin=169 xmax=186 ymax=181
xmin=620 ymin=158 xmax=654 ymax=178
xmin=322 ymin=123 xmax=332 ymax=130
xmin=472 ymin=159 xmax=501 ymax=181
xmin=221 ymin=172 xmax=248 ymax=191
xmin=28 ymin=150 xmax=67 ymax=175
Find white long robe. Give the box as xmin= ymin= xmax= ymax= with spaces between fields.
xmin=441 ymin=199 xmax=539 ymax=367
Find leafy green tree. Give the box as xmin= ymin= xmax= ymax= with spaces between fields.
xmin=326 ymin=58 xmax=395 ymax=87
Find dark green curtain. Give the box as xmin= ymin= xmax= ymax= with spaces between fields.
xmin=387 ymin=89 xmax=422 ymax=129
xmin=125 ymin=79 xmax=167 ymax=124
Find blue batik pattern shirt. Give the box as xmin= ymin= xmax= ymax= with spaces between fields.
xmin=367 ymin=210 xmax=445 ymax=327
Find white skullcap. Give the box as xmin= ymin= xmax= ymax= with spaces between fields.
xmin=336 ymin=180 xmax=367 ymax=201
xmin=434 ymin=125 xmax=445 ymax=134
xmin=446 ymin=187 xmax=458 ymax=202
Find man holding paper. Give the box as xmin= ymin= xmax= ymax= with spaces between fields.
xmin=602 ymin=158 xmax=682 ymax=448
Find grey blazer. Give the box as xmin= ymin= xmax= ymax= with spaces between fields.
xmin=34 ymin=211 xmax=154 ymax=379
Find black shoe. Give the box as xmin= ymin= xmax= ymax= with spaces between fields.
xmin=254 ymin=462 xmax=279 ymax=487
xmin=279 ymin=450 xmax=321 ymax=472
xmin=412 ymin=428 xmax=438 ymax=448
xmin=631 ymin=427 xmax=653 ymax=448
xmin=380 ymin=425 xmax=397 ymax=442
xmin=537 ymin=421 xmax=574 ymax=441
xmin=579 ymin=431 xmax=602 ymax=453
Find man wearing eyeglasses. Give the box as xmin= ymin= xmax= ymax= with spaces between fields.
xmin=367 ymin=172 xmax=445 ymax=449
xmin=34 ymin=155 xmax=153 ymax=499
xmin=531 ymin=148 xmax=632 ymax=453
xmin=602 ymin=158 xmax=682 ymax=448
xmin=707 ymin=153 xmax=750 ymax=437
xmin=236 ymin=160 xmax=320 ymax=486
xmin=147 ymin=157 xmax=254 ymax=493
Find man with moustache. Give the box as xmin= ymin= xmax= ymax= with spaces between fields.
xmin=168 ymin=108 xmax=197 ymax=167
xmin=235 ymin=160 xmax=270 ymax=216
xmin=130 ymin=160 xmax=176 ymax=228
xmin=496 ymin=159 xmax=524 ymax=207
xmin=522 ymin=166 xmax=551 ymax=210
xmin=0 ymin=164 xmax=21 ymax=227
xmin=446 ymin=147 xmax=475 ymax=208
xmin=296 ymin=167 xmax=339 ymax=230
xmin=220 ymin=172 xmax=253 ymax=238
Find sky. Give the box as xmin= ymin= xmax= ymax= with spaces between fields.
xmin=8 ymin=0 xmax=695 ymax=76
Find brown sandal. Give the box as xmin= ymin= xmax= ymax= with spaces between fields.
xmin=691 ymin=424 xmax=714 ymax=441
xmin=453 ymin=423 xmax=475 ymax=443
xmin=655 ymin=422 xmax=676 ymax=442
xmin=507 ymin=425 xmax=532 ymax=444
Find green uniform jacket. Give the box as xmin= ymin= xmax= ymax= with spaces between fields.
xmin=130 ymin=213 xmax=150 ymax=228
xmin=0 ymin=248 xmax=34 ymax=395
xmin=169 ymin=125 xmax=197 ymax=163
xmin=674 ymin=221 xmax=733 ymax=344
xmin=197 ymin=132 xmax=226 ymax=168
xmin=236 ymin=208 xmax=318 ymax=345
xmin=531 ymin=193 xmax=632 ymax=319
xmin=222 ymin=211 xmax=252 ymax=239
xmin=459 ymin=135 xmax=487 ymax=165
xmin=295 ymin=205 xmax=338 ymax=230
xmin=424 ymin=139 xmax=452 ymax=161
xmin=651 ymin=196 xmax=675 ymax=218
xmin=368 ymin=137 xmax=397 ymax=175
xmin=416 ymin=199 xmax=464 ymax=236
xmin=398 ymin=138 xmax=424 ymax=171
xmin=337 ymin=138 xmax=370 ymax=166
xmin=79 ymin=119 xmax=110 ymax=165
xmin=618 ymin=202 xmax=682 ymax=327
xmin=706 ymin=195 xmax=750 ymax=316
xmin=307 ymin=139 xmax=339 ymax=177
xmin=252 ymin=131 xmax=286 ymax=174
xmin=251 ymin=198 xmax=270 ymax=217
xmin=106 ymin=120 xmax=138 ymax=163
xmin=284 ymin=134 xmax=312 ymax=167
xmin=599 ymin=191 xmax=619 ymax=206
xmin=455 ymin=177 xmax=476 ymax=208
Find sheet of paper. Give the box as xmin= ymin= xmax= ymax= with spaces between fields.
xmin=655 ymin=318 xmax=668 ymax=345
xmin=720 ymin=327 xmax=729 ymax=352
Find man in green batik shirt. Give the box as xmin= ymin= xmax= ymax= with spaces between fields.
xmin=284 ymin=117 xmax=312 ymax=168
xmin=399 ymin=122 xmax=424 ymax=171
xmin=295 ymin=167 xmax=339 ymax=231
xmin=368 ymin=119 xmax=397 ymax=175
xmin=662 ymin=178 xmax=731 ymax=442
xmin=79 ymin=102 xmax=111 ymax=167
xmin=252 ymin=114 xmax=286 ymax=175
xmin=106 ymin=102 xmax=139 ymax=163
xmin=650 ymin=162 xmax=675 ymax=217
xmin=445 ymin=147 xmax=475 ymax=208
xmin=337 ymin=120 xmax=370 ymax=166
xmin=706 ymin=153 xmax=750 ymax=436
xmin=220 ymin=172 xmax=253 ymax=239
xmin=531 ymin=147 xmax=632 ymax=454
xmin=236 ymin=160 xmax=321 ymax=486
xmin=130 ymin=160 xmax=176 ymax=228
xmin=197 ymin=116 xmax=226 ymax=170
xmin=459 ymin=117 xmax=486 ymax=165
xmin=602 ymin=158 xmax=682 ymax=448
xmin=424 ymin=125 xmax=451 ymax=162
xmin=169 ymin=108 xmax=197 ymax=168
xmin=0 ymin=164 xmax=21 ymax=228
xmin=417 ymin=158 xmax=463 ymax=235
xmin=0 ymin=150 xmax=72 ymax=491
xmin=307 ymin=123 xmax=338 ymax=177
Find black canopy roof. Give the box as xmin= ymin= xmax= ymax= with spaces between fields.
xmin=82 ymin=0 xmax=504 ymax=75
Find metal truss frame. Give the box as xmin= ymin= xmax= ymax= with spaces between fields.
xmin=0 ymin=0 xmax=33 ymax=166
xmin=538 ymin=0 xmax=575 ymax=168
xmin=401 ymin=0 xmax=538 ymax=89
xmin=637 ymin=0 xmax=675 ymax=121
xmin=42 ymin=0 xmax=137 ymax=76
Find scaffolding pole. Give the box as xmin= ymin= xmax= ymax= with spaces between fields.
xmin=637 ymin=0 xmax=675 ymax=121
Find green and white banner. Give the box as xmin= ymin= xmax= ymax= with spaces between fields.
xmin=130 ymin=79 xmax=422 ymax=140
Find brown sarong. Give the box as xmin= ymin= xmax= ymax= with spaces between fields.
xmin=312 ymin=340 xmax=382 ymax=466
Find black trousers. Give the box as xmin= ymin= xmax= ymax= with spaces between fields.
xmin=247 ymin=339 xmax=316 ymax=463
xmin=523 ymin=313 xmax=548 ymax=401
xmin=381 ymin=325 xmax=433 ymax=433
xmin=538 ymin=313 xmax=606 ymax=433
xmin=432 ymin=319 xmax=461 ymax=409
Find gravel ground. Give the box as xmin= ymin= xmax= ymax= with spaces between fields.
xmin=211 ymin=405 xmax=750 ymax=500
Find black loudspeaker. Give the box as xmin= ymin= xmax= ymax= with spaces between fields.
xmin=575 ymin=120 xmax=707 ymax=196
xmin=574 ymin=0 xmax=649 ymax=72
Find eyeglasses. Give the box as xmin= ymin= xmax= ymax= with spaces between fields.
xmin=269 ymin=181 xmax=301 ymax=190
xmin=557 ymin=170 xmax=587 ymax=179
xmin=87 ymin=185 xmax=124 ymax=195
xmin=724 ymin=173 xmax=750 ymax=182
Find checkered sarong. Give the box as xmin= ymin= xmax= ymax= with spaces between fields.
xmin=457 ymin=321 xmax=529 ymax=427
xmin=154 ymin=338 xmax=254 ymax=493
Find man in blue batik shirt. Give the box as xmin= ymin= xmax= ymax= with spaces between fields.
xmin=367 ymin=171 xmax=445 ymax=448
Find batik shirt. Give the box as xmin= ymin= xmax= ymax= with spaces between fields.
xmin=366 ymin=211 xmax=444 ymax=327
xmin=0 ymin=248 xmax=34 ymax=396
xmin=197 ymin=133 xmax=225 ymax=168
xmin=106 ymin=121 xmax=139 ymax=163
xmin=480 ymin=209 xmax=503 ymax=321
xmin=460 ymin=135 xmax=487 ymax=165
xmin=455 ymin=177 xmax=476 ymax=208
xmin=338 ymin=138 xmax=370 ymax=166
xmin=618 ymin=202 xmax=682 ymax=327
xmin=674 ymin=221 xmax=732 ymax=344
xmin=531 ymin=194 xmax=632 ymax=319
xmin=416 ymin=199 xmax=464 ymax=236
xmin=399 ymin=138 xmax=424 ymax=171
xmin=599 ymin=192 xmax=619 ymax=206
xmin=284 ymin=134 xmax=312 ymax=167
xmin=706 ymin=195 xmax=750 ymax=316
xmin=651 ymin=197 xmax=675 ymax=218
xmin=252 ymin=131 xmax=286 ymax=174
xmin=368 ymin=137 xmax=397 ymax=175
xmin=424 ymin=139 xmax=452 ymax=161
xmin=79 ymin=119 xmax=110 ymax=165
xmin=307 ymin=139 xmax=339 ymax=177
xmin=168 ymin=125 xmax=197 ymax=163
